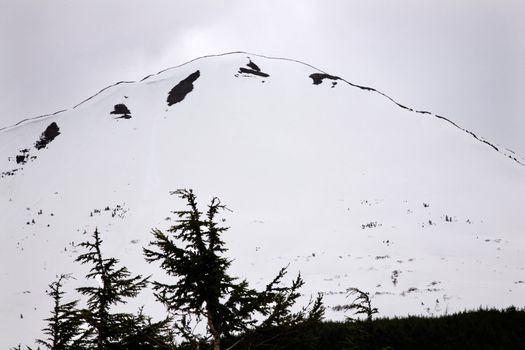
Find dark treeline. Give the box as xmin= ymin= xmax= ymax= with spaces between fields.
xmin=243 ymin=307 xmax=525 ymax=350
xmin=14 ymin=190 xmax=525 ymax=350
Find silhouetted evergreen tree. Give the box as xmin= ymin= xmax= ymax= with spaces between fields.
xmin=144 ymin=189 xmax=324 ymax=350
xmin=76 ymin=228 xmax=153 ymax=349
xmin=345 ymin=288 xmax=378 ymax=322
xmin=117 ymin=307 xmax=175 ymax=349
xmin=344 ymin=288 xmax=381 ymax=350
xmin=36 ymin=274 xmax=86 ymax=350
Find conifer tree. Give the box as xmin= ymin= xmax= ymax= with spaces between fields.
xmin=117 ymin=307 xmax=175 ymax=350
xmin=144 ymin=189 xmax=324 ymax=350
xmin=75 ymin=228 xmax=151 ymax=349
xmin=344 ymin=288 xmax=379 ymax=350
xmin=345 ymin=288 xmax=378 ymax=322
xmin=36 ymin=274 xmax=86 ymax=350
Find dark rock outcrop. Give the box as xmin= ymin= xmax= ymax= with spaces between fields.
xmin=238 ymin=59 xmax=270 ymax=77
xmin=309 ymin=73 xmax=340 ymax=85
xmin=167 ymin=71 xmax=201 ymax=106
xmin=110 ymin=104 xmax=131 ymax=119
xmin=238 ymin=67 xmax=270 ymax=77
xmin=35 ymin=123 xmax=60 ymax=150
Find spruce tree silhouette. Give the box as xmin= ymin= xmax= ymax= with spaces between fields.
xmin=144 ymin=189 xmax=324 ymax=350
xmin=36 ymin=274 xmax=86 ymax=350
xmin=75 ymin=228 xmax=150 ymax=349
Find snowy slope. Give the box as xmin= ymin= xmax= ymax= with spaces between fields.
xmin=1 ymin=52 xmax=524 ymax=348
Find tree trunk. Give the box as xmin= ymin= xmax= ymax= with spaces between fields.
xmin=209 ymin=320 xmax=221 ymax=350
xmin=206 ymin=305 xmax=221 ymax=350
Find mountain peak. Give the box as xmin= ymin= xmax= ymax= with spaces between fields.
xmin=1 ymin=52 xmax=524 ymax=348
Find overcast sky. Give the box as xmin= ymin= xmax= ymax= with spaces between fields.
xmin=1 ymin=0 xmax=524 ymax=155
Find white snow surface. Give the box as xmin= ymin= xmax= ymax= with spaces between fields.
xmin=1 ymin=52 xmax=525 ymax=348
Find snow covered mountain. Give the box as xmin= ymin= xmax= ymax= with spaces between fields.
xmin=1 ymin=52 xmax=524 ymax=348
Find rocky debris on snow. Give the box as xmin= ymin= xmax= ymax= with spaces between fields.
xmin=89 ymin=204 xmax=128 ymax=219
xmin=2 ymin=149 xmax=34 ymax=178
xmin=375 ymin=255 xmax=390 ymax=260
xmin=1 ymin=168 xmax=20 ymax=178
xmin=362 ymin=221 xmax=381 ymax=229
xmin=15 ymin=148 xmax=31 ymax=164
xmin=391 ymin=270 xmax=401 ymax=286
xmin=3 ymin=122 xmax=61 ymax=177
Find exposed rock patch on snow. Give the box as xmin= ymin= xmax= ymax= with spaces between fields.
xmin=34 ymin=122 xmax=60 ymax=150
xmin=110 ymin=104 xmax=132 ymax=119
xmin=1 ymin=122 xmax=60 ymax=178
xmin=167 ymin=70 xmax=200 ymax=106
xmin=309 ymin=72 xmax=340 ymax=85
xmin=238 ymin=58 xmax=270 ymax=77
